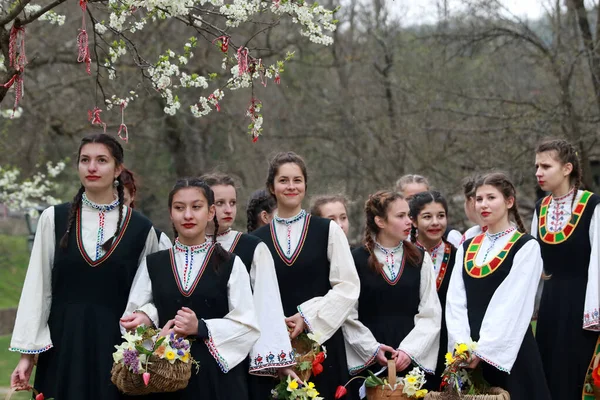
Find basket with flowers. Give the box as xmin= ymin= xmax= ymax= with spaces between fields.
xmin=424 ymin=342 xmax=509 ymax=400
xmin=290 ymin=332 xmax=327 ymax=382
xmin=334 ymin=357 xmax=428 ymax=400
xmin=271 ymin=375 xmax=323 ymax=400
xmin=110 ymin=325 xmax=198 ymax=395
xmin=583 ymin=351 xmax=600 ymax=399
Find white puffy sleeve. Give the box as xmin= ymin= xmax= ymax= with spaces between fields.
xmin=530 ymin=210 xmax=543 ymax=320
xmin=122 ymin=258 xmax=157 ymax=329
xmin=158 ymin=231 xmax=172 ymax=251
xmin=130 ymin=229 xmax=162 ymax=326
xmin=583 ymin=203 xmax=600 ymax=331
xmin=204 ymin=256 xmax=261 ymax=372
xmin=10 ymin=207 xmax=55 ymax=354
xmin=445 ymin=244 xmax=472 ymax=353
xmin=446 ymin=229 xmax=462 ymax=249
xmin=398 ymin=252 xmax=442 ymax=374
xmin=474 ymin=239 xmax=543 ymax=372
xmin=297 ymin=221 xmax=360 ymax=344
xmin=342 ymin=301 xmax=381 ymax=375
xmin=248 ymin=243 xmax=295 ymax=376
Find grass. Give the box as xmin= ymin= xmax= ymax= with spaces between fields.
xmin=0 ymin=235 xmax=29 ymax=309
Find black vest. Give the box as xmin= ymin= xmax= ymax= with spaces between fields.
xmin=462 ymin=234 xmax=534 ymax=339
xmin=228 ymin=232 xmax=262 ymax=273
xmin=253 ymin=215 xmax=330 ymax=317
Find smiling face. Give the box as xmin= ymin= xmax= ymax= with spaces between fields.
xmin=271 ymin=162 xmax=306 ymax=215
xmin=475 ymin=184 xmax=513 ymax=231
xmin=319 ymin=201 xmax=349 ymax=236
xmin=377 ymin=198 xmax=412 ymax=243
xmin=78 ymin=143 xmax=122 ymax=193
xmin=211 ymin=184 xmax=237 ymax=232
xmin=170 ymin=187 xmax=215 ymax=244
xmin=535 ymin=150 xmax=573 ymax=194
xmin=413 ymin=202 xmax=447 ymax=244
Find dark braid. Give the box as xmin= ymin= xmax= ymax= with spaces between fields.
xmin=536 ymin=139 xmax=583 ymax=211
xmin=246 ymin=189 xmax=277 ymax=232
xmin=102 ymin=178 xmax=124 ymax=252
xmin=61 ymin=132 xmax=125 ymax=251
xmin=410 ymin=225 xmax=417 ymax=243
xmin=363 ymin=190 xmax=422 ymax=271
xmin=59 ymin=185 xmax=85 ymax=249
xmin=169 ymin=178 xmax=231 ymax=273
xmin=512 ymin=201 xmax=527 ymax=234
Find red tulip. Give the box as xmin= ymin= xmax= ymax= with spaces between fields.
xmin=143 ymin=372 xmax=151 ymax=386
xmin=334 ymin=385 xmax=347 ymax=399
xmin=312 ymin=362 xmax=324 ymax=376
xmin=314 ymin=352 xmax=325 ymax=364
xmin=593 ymin=367 xmax=600 ymax=387
xmin=35 ymin=394 xmax=44 ymax=400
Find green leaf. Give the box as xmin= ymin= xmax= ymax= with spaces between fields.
xmin=153 ymin=336 xmax=165 ymax=350
xmin=135 ymin=345 xmax=153 ymax=356
xmin=297 ymin=361 xmax=312 ymax=371
xmin=365 ymin=370 xmax=385 ymax=386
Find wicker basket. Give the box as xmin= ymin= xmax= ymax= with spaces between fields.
xmin=365 ymin=359 xmax=412 ymax=400
xmin=424 ymin=387 xmax=510 ymax=399
xmin=291 ymin=335 xmax=318 ymax=382
xmin=111 ymin=355 xmax=192 ymax=395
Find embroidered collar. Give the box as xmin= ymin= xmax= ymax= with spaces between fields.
xmin=274 ymin=210 xmax=306 ymax=225
xmin=374 ymin=241 xmax=403 ymax=255
xmin=207 ymin=228 xmax=232 ymax=239
xmin=464 ymin=231 xmax=523 ymax=278
xmin=174 ymin=238 xmax=211 ymax=254
xmin=539 ymin=190 xmax=593 ymax=244
xmin=82 ymin=193 xmax=119 ymax=212
xmin=484 ymin=226 xmax=516 ymax=241
xmin=551 ymin=187 xmax=576 ymax=203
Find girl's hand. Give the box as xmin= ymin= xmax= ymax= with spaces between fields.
xmin=278 ymin=367 xmax=303 ymax=384
xmin=285 ymin=313 xmax=307 ymax=339
xmin=376 ymin=344 xmax=398 ymax=366
xmin=10 ymin=354 xmax=35 ymax=390
xmin=394 ymin=350 xmax=412 ymax=371
xmin=174 ymin=307 xmax=198 ymax=337
xmin=468 ymin=355 xmax=480 ymax=369
xmin=120 ymin=312 xmax=152 ymax=331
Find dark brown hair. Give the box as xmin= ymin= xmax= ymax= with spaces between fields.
xmin=536 ymin=138 xmax=582 ymax=210
xmin=60 ymin=133 xmax=125 ymax=251
xmin=168 ymin=178 xmax=231 ymax=270
xmin=120 ymin=168 xmax=137 ymax=208
xmin=462 ymin=175 xmax=479 ymax=200
xmin=266 ymin=152 xmax=308 ymax=197
xmin=246 ymin=189 xmax=276 ymax=232
xmin=200 ymin=173 xmax=237 ymax=192
xmin=474 ymin=172 xmax=526 ymax=233
xmin=363 ymin=190 xmax=422 ymax=271
xmin=310 ymin=194 xmax=349 ymax=216
xmin=408 ymin=191 xmax=449 ymax=243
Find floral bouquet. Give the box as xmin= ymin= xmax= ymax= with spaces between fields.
xmin=335 ymin=361 xmax=428 ymax=400
xmin=583 ymin=351 xmax=600 ymax=399
xmin=110 ymin=325 xmax=197 ymax=395
xmin=426 ymin=342 xmax=509 ymax=399
xmin=271 ymin=375 xmax=323 ymax=400
xmin=290 ymin=332 xmax=327 ymax=382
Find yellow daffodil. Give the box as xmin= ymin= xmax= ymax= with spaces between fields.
xmin=415 ymin=389 xmax=428 ymax=398
xmin=445 ymin=352 xmax=455 ymax=366
xmin=455 ymin=343 xmax=469 ymax=355
xmin=406 ymin=376 xmax=417 ymax=384
xmin=166 ymin=350 xmax=176 ymax=361
xmin=180 ymin=352 xmax=190 ymax=363
xmin=306 ymin=382 xmax=315 ymax=389
xmin=287 ymin=379 xmax=299 ymax=391
xmin=306 ymin=386 xmax=320 ymax=398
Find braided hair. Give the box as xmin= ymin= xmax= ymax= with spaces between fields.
xmin=168 ymin=178 xmax=231 ymax=272
xmin=120 ymin=168 xmax=137 ymax=208
xmin=408 ymin=191 xmax=449 ymax=245
xmin=60 ymin=133 xmax=125 ymax=251
xmin=363 ymin=190 xmax=422 ymax=272
xmin=246 ymin=189 xmax=276 ymax=232
xmin=536 ymin=139 xmax=583 ymax=211
xmin=474 ymin=172 xmax=526 ymax=233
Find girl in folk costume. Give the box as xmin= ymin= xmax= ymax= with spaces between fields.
xmin=121 ymin=178 xmax=260 ymax=399
xmin=247 ymin=189 xmax=277 ymax=233
xmin=532 ymin=139 xmax=600 ymax=400
xmin=408 ymin=191 xmax=456 ymax=389
xmin=397 ymin=174 xmax=462 ymax=248
xmin=9 ymin=133 xmax=161 ymax=400
xmin=446 ymin=173 xmax=551 ymax=400
xmin=311 ymin=194 xmax=351 ymax=237
xmin=199 ymin=173 xmax=296 ymax=398
xmin=459 ymin=175 xmax=486 ymax=246
xmin=120 ymin=168 xmax=172 ymax=250
xmin=252 ymin=152 xmax=361 ymax=400
xmin=343 ymin=191 xmax=441 ymax=385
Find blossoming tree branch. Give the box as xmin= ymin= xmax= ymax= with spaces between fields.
xmin=0 ymin=0 xmax=338 ymax=140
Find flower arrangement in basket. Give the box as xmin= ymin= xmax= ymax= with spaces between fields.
xmin=335 ymin=358 xmax=428 ymax=400
xmin=271 ymin=332 xmax=325 ymax=400
xmin=110 ymin=325 xmax=198 ymax=395
xmin=583 ymin=352 xmax=600 ymax=399
xmin=425 ymin=342 xmax=509 ymax=399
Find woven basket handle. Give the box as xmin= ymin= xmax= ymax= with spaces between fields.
xmin=593 ymin=352 xmax=600 ymax=370
xmin=4 ymin=388 xmax=18 ymax=400
xmin=387 ymin=359 xmax=396 ymax=387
